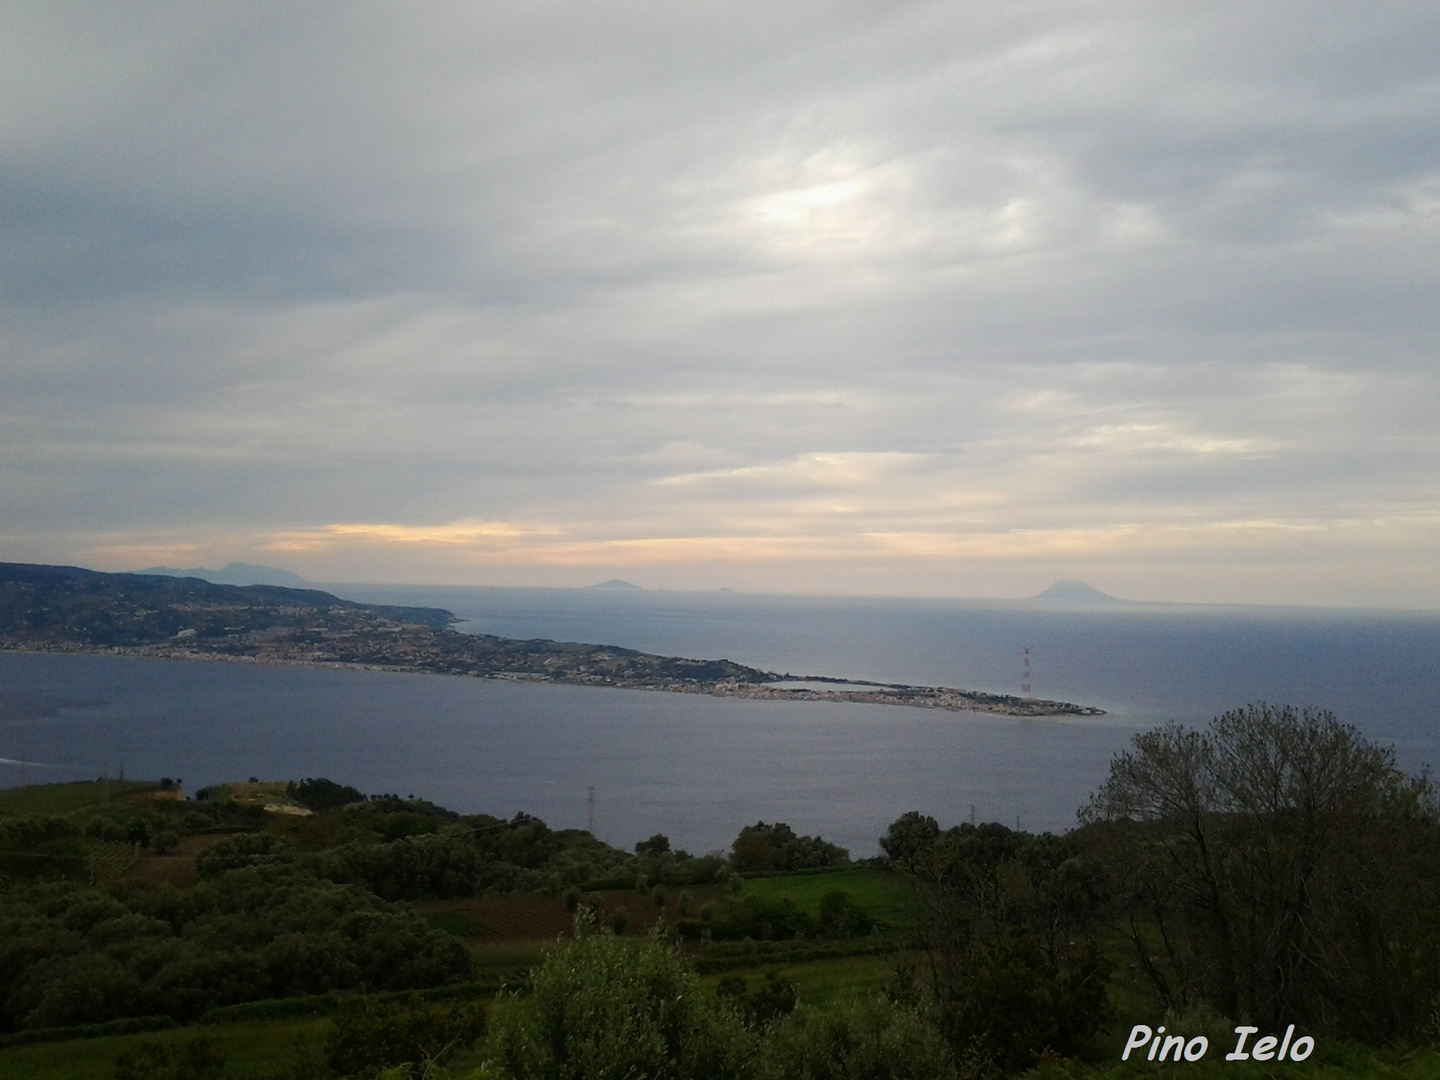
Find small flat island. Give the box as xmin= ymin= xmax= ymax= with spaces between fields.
xmin=0 ymin=562 xmax=1103 ymax=718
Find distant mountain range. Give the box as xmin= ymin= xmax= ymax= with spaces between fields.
xmin=136 ymin=562 xmax=310 ymax=587
xmin=1031 ymin=580 xmax=1121 ymax=604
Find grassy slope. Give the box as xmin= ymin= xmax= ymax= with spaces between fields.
xmin=0 ymin=780 xmax=163 ymax=819
xmin=0 ymin=1019 xmax=330 ymax=1080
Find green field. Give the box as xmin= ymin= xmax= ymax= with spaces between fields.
xmin=467 ymin=940 xmax=550 ymax=976
xmin=737 ymin=866 xmax=917 ymax=930
xmin=0 ymin=1018 xmax=330 ymax=1080
xmin=0 ymin=780 xmax=164 ymax=819
xmin=700 ymin=951 xmax=905 ymax=1010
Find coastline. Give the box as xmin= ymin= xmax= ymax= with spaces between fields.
xmin=0 ymin=640 xmax=1104 ymax=719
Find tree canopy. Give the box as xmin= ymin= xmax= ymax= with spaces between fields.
xmin=1080 ymin=703 xmax=1440 ymax=1042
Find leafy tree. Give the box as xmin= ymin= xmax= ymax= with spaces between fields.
xmin=288 ymin=778 xmax=367 ymax=812
xmin=693 ymin=893 xmax=813 ymax=942
xmin=476 ymin=813 xmax=562 ymax=870
xmin=730 ymin=822 xmax=848 ymax=872
xmin=0 ymin=816 xmax=81 ymax=849
xmin=194 ymin=832 xmax=290 ymax=878
xmin=0 ymin=869 xmax=471 ymax=1031
xmin=935 ymin=931 xmax=1111 ymax=1072
xmin=879 ymin=812 xmax=1111 ymax=1068
xmin=0 ymin=816 xmax=87 ymax=877
xmin=1079 ymin=703 xmax=1440 ymax=1042
xmin=317 ymin=831 xmax=490 ymax=901
xmin=10 ymin=950 xmax=144 ymax=1029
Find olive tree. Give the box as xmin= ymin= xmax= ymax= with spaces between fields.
xmin=482 ymin=913 xmax=752 ymax=1080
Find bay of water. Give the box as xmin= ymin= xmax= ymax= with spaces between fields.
xmin=2 ymin=588 xmax=1437 ymax=855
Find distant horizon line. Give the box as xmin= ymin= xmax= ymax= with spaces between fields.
xmin=6 ymin=557 xmax=1437 ymax=616
xmin=118 ymin=562 xmax=1440 ymax=616
xmin=320 ymin=582 xmax=1440 ymax=616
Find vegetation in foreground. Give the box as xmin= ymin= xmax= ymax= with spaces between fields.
xmin=1 ymin=703 xmax=1437 ymax=1078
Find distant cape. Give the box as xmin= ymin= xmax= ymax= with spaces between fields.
xmin=1031 ymin=580 xmax=1121 ymax=604
xmin=137 ymin=562 xmax=310 ymax=588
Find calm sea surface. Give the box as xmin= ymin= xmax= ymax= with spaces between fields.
xmin=2 ymin=588 xmax=1437 ymax=855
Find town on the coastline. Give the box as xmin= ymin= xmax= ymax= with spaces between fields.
xmin=0 ymin=562 xmax=1101 ymax=718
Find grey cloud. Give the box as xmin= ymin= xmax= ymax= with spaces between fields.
xmin=1 ymin=2 xmax=1437 ymax=603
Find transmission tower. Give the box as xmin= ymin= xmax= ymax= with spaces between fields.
xmin=586 ymin=786 xmax=596 ymax=836
xmin=1020 ymin=646 xmax=1032 ymax=697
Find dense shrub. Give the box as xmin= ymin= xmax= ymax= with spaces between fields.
xmin=716 ymin=971 xmax=799 ymax=1028
xmin=755 ymin=998 xmax=965 ymax=1080
xmin=484 ymin=915 xmax=753 ymax=1080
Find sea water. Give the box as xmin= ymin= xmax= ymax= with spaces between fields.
xmin=2 ymin=589 xmax=1437 ymax=855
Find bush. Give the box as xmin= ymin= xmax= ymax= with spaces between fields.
xmin=483 ymin=913 xmax=752 ymax=1079
xmin=756 ymin=997 xmax=964 ymax=1080
xmin=817 ymin=890 xmax=874 ymax=938
xmin=716 ymin=972 xmax=799 ymax=1028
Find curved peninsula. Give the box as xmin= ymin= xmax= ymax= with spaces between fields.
xmin=0 ymin=562 xmax=1103 ymax=718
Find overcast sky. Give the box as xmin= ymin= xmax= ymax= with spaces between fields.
xmin=2 ymin=2 xmax=1437 ymax=606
